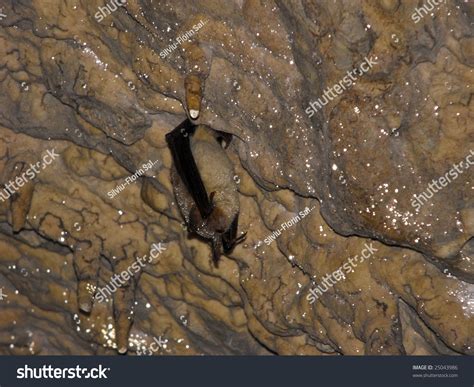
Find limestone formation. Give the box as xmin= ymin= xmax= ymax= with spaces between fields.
xmin=0 ymin=0 xmax=472 ymax=356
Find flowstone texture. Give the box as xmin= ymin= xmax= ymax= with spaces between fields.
xmin=0 ymin=0 xmax=472 ymax=355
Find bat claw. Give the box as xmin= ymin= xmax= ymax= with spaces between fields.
xmin=235 ymin=231 xmax=247 ymax=244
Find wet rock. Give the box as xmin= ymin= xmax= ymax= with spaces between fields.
xmin=0 ymin=0 xmax=472 ymax=356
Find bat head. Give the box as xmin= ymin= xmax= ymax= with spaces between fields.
xmin=189 ymin=203 xmax=246 ymax=267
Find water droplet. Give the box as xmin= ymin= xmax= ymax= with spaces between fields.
xmin=232 ymin=80 xmax=241 ymax=90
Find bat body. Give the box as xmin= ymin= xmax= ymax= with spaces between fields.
xmin=166 ymin=120 xmax=245 ymax=265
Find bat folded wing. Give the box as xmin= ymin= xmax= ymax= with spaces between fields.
xmin=165 ymin=119 xmax=213 ymax=218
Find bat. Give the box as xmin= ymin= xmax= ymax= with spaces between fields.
xmin=166 ymin=119 xmax=245 ymax=266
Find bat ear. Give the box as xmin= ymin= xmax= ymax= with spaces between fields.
xmin=189 ymin=205 xmax=204 ymax=232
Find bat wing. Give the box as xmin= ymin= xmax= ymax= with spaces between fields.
xmin=166 ymin=119 xmax=213 ymax=218
xmin=222 ymin=215 xmax=238 ymax=252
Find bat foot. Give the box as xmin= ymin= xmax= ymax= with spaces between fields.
xmin=215 ymin=131 xmax=233 ymax=149
xmin=235 ymin=231 xmax=247 ymax=245
xmin=223 ymin=231 xmax=247 ymax=253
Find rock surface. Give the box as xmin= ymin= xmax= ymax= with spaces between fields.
xmin=0 ymin=0 xmax=472 ymax=355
